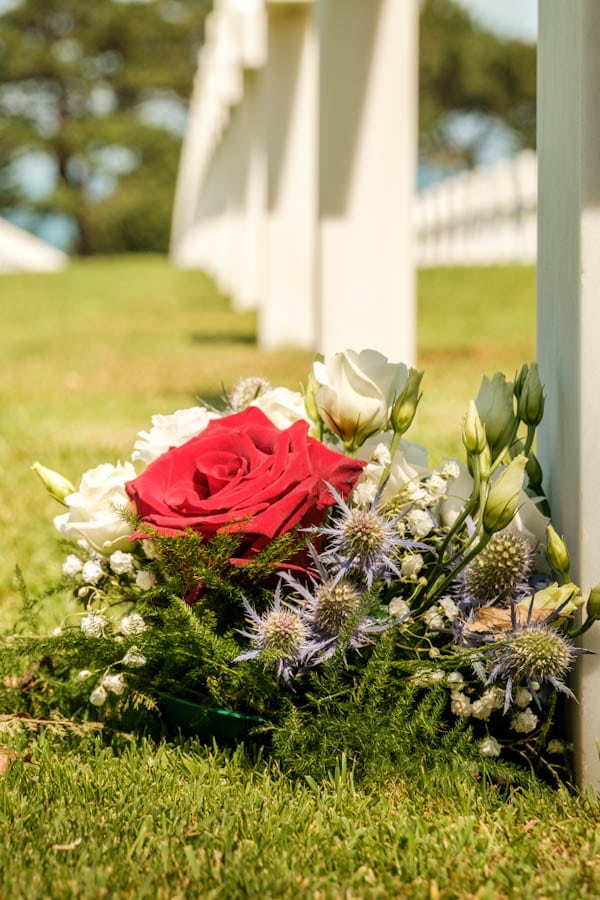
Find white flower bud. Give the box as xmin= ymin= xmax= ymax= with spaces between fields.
xmin=90 ymin=686 xmax=107 ymax=706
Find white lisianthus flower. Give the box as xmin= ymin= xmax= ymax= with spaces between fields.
xmin=438 ymin=462 xmax=550 ymax=550
xmin=81 ymin=559 xmax=104 ymax=585
xmin=90 ymin=686 xmax=107 ymax=707
xmin=136 ymin=570 xmax=156 ymax=591
xmin=132 ymin=406 xmax=220 ymax=466
xmin=313 ymin=349 xmax=408 ymax=451
xmin=62 ymin=554 xmax=83 ymax=577
xmin=479 ymin=736 xmax=502 ymax=758
xmin=102 ymin=673 xmax=126 ymax=696
xmin=54 ymin=461 xmax=136 ymax=556
xmin=109 ymin=551 xmax=134 ymax=575
xmin=81 ymin=612 xmax=107 ymax=638
xmin=250 ymin=387 xmax=309 ymax=429
xmin=120 ymin=613 xmax=147 ymax=636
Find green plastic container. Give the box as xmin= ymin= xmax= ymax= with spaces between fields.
xmin=159 ymin=695 xmax=266 ymax=745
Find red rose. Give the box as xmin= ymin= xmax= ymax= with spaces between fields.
xmin=125 ymin=407 xmax=365 ymax=564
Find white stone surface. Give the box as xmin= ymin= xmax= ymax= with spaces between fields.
xmin=317 ymin=0 xmax=418 ymax=364
xmin=259 ymin=2 xmax=318 ymax=349
xmin=537 ymin=0 xmax=600 ymax=789
xmin=0 ymin=217 xmax=67 ymax=273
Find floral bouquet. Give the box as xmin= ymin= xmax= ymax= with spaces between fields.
xmin=8 ymin=349 xmax=599 ymax=782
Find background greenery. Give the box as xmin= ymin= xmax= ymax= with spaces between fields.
xmin=3 ymin=259 xmax=599 ymax=898
xmin=0 ymin=0 xmax=535 ymax=254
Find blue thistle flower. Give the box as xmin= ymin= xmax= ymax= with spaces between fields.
xmin=282 ymin=562 xmax=390 ymax=661
xmin=315 ymin=486 xmax=419 ymax=586
xmin=460 ymin=530 xmax=534 ymax=608
xmin=235 ymin=585 xmax=317 ymax=682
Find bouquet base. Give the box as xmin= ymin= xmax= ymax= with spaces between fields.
xmin=159 ymin=695 xmax=266 ymax=745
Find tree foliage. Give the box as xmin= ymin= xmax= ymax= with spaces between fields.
xmin=419 ymin=0 xmax=536 ymax=169
xmin=0 ymin=0 xmax=209 ymax=254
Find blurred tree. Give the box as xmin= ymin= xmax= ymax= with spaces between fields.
xmin=419 ymin=0 xmax=536 ymax=170
xmin=0 ymin=0 xmax=210 ymax=254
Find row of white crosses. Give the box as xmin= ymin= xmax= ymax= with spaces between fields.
xmin=171 ymin=0 xmax=600 ymax=788
xmin=170 ymin=0 xmax=418 ymax=363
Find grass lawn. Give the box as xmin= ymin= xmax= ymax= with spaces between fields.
xmin=5 ymin=256 xmax=598 ymax=899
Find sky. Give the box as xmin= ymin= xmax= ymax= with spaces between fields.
xmin=456 ymin=0 xmax=537 ymax=42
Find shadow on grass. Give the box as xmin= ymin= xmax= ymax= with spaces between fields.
xmin=190 ymin=331 xmax=256 ymax=346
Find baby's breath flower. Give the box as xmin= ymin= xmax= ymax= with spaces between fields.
xmin=77 ymin=670 xmax=92 ymax=681
xmin=81 ymin=559 xmax=104 ymax=585
xmin=142 ymin=540 xmax=158 ymax=560
xmin=406 ymin=509 xmax=434 ymax=539
xmin=451 ymin=691 xmax=472 ymax=717
xmin=423 ymin=608 xmax=445 ymax=631
xmin=511 ymin=708 xmax=539 ymax=733
xmin=479 ymin=736 xmax=502 ymax=758
xmin=426 ymin=474 xmax=447 ymax=498
xmin=122 ymin=648 xmax=147 ymax=668
xmin=136 ymin=570 xmax=156 ymax=591
xmin=400 ymin=553 xmax=424 ymax=579
xmin=388 ymin=597 xmax=410 ymax=619
xmin=103 ymin=673 xmax=126 ymax=696
xmin=372 ymin=443 xmax=391 ymax=466
xmin=62 ymin=554 xmax=83 ymax=577
xmin=352 ymin=481 xmax=378 ymax=508
xmin=547 ymin=739 xmax=566 ymax=754
xmin=109 ymin=551 xmax=134 ymax=575
xmin=441 ymin=461 xmax=460 ymax=480
xmin=447 ymin=671 xmax=465 ymax=689
xmin=471 ymin=687 xmax=504 ymax=721
xmin=90 ymin=685 xmax=107 ymax=706
xmin=439 ymin=596 xmax=459 ymax=622
xmin=52 ymin=627 xmax=62 ymax=637
xmin=120 ymin=613 xmax=147 ymax=636
xmin=514 ymin=686 xmax=533 ymax=709
xmin=81 ymin=612 xmax=107 ymax=638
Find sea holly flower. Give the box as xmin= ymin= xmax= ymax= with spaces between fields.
xmin=461 ymin=530 xmax=533 ymax=606
xmin=313 ymin=349 xmax=408 ymax=451
xmin=228 ymin=376 xmax=272 ymax=411
xmin=236 ymin=587 xmax=314 ymax=682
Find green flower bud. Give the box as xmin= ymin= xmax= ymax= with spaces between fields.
xmin=516 ymin=362 xmax=545 ymax=427
xmin=303 ymin=370 xmax=321 ymax=425
xmin=514 ymin=364 xmax=529 ymax=400
xmin=586 ymin=584 xmax=600 ymax=620
xmin=525 ymin=451 xmax=543 ymax=489
xmin=462 ymin=400 xmax=487 ymax=455
xmin=475 ymin=372 xmax=515 ymax=460
xmin=32 ymin=461 xmax=75 ymax=505
xmin=482 ymin=455 xmax=527 ymax=534
xmin=390 ymin=368 xmax=423 ymax=436
xmin=546 ymin=524 xmax=571 ymax=579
